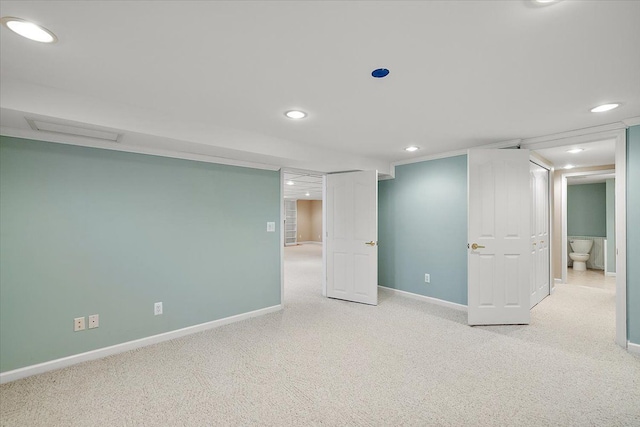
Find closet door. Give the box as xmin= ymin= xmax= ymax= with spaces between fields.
xmin=530 ymin=162 xmax=550 ymax=308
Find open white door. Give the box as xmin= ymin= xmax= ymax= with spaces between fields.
xmin=468 ymin=149 xmax=531 ymax=325
xmin=326 ymin=170 xmax=378 ymax=305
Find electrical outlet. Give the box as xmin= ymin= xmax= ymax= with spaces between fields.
xmin=424 ymin=273 xmax=430 ymax=283
xmin=266 ymin=222 xmax=275 ymax=232
xmin=74 ymin=317 xmax=85 ymax=331
xmin=88 ymin=314 xmax=99 ymax=329
xmin=154 ymin=302 xmax=163 ymax=316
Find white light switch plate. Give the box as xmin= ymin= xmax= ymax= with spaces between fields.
xmin=266 ymin=222 xmax=275 ymax=232
xmin=154 ymin=302 xmax=163 ymax=315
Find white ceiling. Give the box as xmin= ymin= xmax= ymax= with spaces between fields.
xmin=283 ymin=172 xmax=323 ymax=200
xmin=1 ymin=1 xmax=639 ymax=174
xmin=534 ymin=138 xmax=616 ymax=169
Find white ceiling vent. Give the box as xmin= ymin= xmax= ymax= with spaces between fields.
xmin=26 ymin=118 xmax=122 ymax=142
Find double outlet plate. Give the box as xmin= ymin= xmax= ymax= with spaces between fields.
xmin=74 ymin=314 xmax=99 ymax=331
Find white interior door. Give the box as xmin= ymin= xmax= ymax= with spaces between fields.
xmin=468 ymin=149 xmax=531 ymax=325
xmin=326 ymin=170 xmax=378 ymax=305
xmin=530 ymin=162 xmax=550 ymax=308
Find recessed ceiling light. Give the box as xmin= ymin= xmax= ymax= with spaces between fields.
xmin=532 ymin=0 xmax=562 ymax=4
xmin=567 ymin=148 xmax=584 ymax=154
xmin=564 ymin=164 xmax=575 ymax=169
xmin=285 ymin=110 xmax=307 ymax=119
xmin=405 ymin=146 xmax=420 ymax=152
xmin=590 ymin=103 xmax=619 ymax=113
xmin=1 ymin=17 xmax=57 ymax=43
xmin=305 ymin=192 xmax=310 ymax=197
xmin=286 ymin=180 xmax=294 ymax=186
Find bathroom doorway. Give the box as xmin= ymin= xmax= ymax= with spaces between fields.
xmin=564 ymin=170 xmax=617 ymax=298
xmin=564 ymin=169 xmax=616 ymax=280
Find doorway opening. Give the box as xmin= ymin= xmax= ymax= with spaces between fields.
xmin=281 ymin=170 xmax=325 ymax=303
xmin=564 ymin=169 xmax=616 ymax=285
xmin=530 ymin=131 xmax=626 ymax=348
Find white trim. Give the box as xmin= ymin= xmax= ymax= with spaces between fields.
xmin=0 ymin=304 xmax=282 ymax=384
xmin=614 ymin=130 xmax=627 ymax=348
xmin=604 ymin=240 xmax=608 ymax=275
xmin=1 ymin=126 xmax=280 ymax=172
xmin=322 ymin=175 xmax=327 ymax=297
xmin=384 ymin=122 xmax=628 ymax=180
xmin=389 ymin=139 xmax=521 ymax=176
xmin=297 ymin=241 xmax=322 ymax=245
xmin=605 ymin=272 xmax=617 ymax=277
xmin=623 ymin=116 xmax=640 ymax=127
xmin=628 ymin=341 xmax=640 ymax=354
xmin=280 ymin=169 xmax=285 ymax=307
xmin=530 ymin=154 xmax=554 ymax=171
xmin=378 ymin=174 xmax=394 ymax=181
xmin=378 ymin=286 xmax=467 ymax=312
xmin=392 ymin=149 xmax=468 ymax=170
xmin=561 ymin=174 xmax=568 ymax=285
xmin=520 ymin=123 xmax=626 ymax=149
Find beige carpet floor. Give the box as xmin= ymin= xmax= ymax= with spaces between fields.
xmin=1 ymin=244 xmax=639 ymax=426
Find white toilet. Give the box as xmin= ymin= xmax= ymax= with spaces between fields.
xmin=569 ymin=239 xmax=593 ymax=271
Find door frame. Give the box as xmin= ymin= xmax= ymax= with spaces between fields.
xmin=322 ymin=174 xmax=327 ymax=297
xmin=529 ymin=156 xmax=553 ymax=303
xmin=280 ymin=169 xmax=285 ymax=305
xmin=523 ymin=127 xmax=627 ymax=348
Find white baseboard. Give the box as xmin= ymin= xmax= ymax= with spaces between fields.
xmin=0 ymin=304 xmax=282 ymax=384
xmin=298 ymin=241 xmax=322 ymax=245
xmin=378 ymin=285 xmax=467 ymax=312
xmin=605 ymin=272 xmax=617 ymax=277
xmin=554 ymin=278 xmax=563 ymax=284
xmin=628 ymin=341 xmax=640 ymax=355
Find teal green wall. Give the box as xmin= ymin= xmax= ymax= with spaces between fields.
xmin=567 ymin=183 xmax=606 ymax=237
xmin=627 ymin=125 xmax=640 ymax=345
xmin=605 ymin=179 xmax=616 ymax=273
xmin=0 ymin=136 xmax=281 ymax=372
xmin=378 ymin=155 xmax=468 ymax=305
